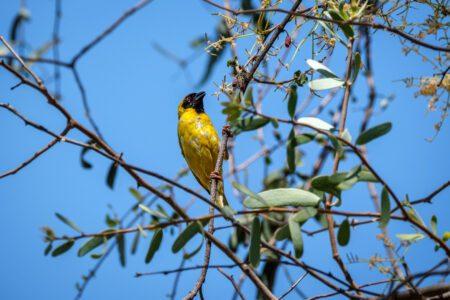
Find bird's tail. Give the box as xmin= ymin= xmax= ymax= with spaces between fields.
xmin=215 ymin=180 xmax=228 ymax=208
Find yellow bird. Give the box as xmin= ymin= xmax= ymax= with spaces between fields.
xmin=177 ymin=91 xmax=229 ymax=208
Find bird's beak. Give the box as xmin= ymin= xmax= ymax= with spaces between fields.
xmin=194 ymin=91 xmax=206 ymax=104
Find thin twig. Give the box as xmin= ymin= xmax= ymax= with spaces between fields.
xmin=278 ymin=272 xmax=308 ymax=300
xmin=217 ymin=267 xmax=247 ymax=300
xmin=202 ymin=0 xmax=450 ymax=52
xmin=71 ymin=0 xmax=154 ymax=64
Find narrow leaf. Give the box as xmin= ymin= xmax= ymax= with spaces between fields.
xmin=430 ymin=215 xmax=437 ymax=235
xmin=293 ymin=207 xmax=318 ymax=223
xmin=172 ymin=221 xmax=207 ymax=253
xmin=244 ymin=85 xmax=254 ymax=107
xmin=396 ymin=233 xmax=426 ymax=241
xmin=243 ymin=188 xmax=321 ymax=209
xmin=231 ymin=181 xmax=264 ymax=202
xmin=145 ymin=229 xmax=163 ymax=263
xmin=306 ymin=59 xmax=339 ymax=78
xmin=355 ymin=122 xmax=392 ymax=145
xmin=106 ymin=162 xmax=118 ymax=189
xmin=129 ymin=188 xmax=143 ymax=201
xmin=288 ymin=85 xmax=298 ymax=119
xmin=294 ymin=133 xmax=316 ymax=146
xmin=52 ymin=240 xmax=74 ymax=257
xmin=297 ymin=117 xmax=334 ymax=131
xmin=117 ymin=234 xmax=126 ymax=267
xmin=131 ymin=231 xmax=140 ymax=255
xmin=44 ymin=243 xmax=53 ymax=256
xmin=55 ymin=213 xmax=83 ymax=233
xmin=351 ymin=52 xmax=361 ymax=83
xmin=289 ymin=215 xmax=303 ymax=258
xmin=78 ymin=229 xmax=115 ymax=257
xmin=275 ymin=224 xmax=290 ymax=241
xmin=231 ymin=116 xmax=269 ymax=135
xmin=139 ymin=204 xmax=170 ymax=220
xmin=379 ymin=187 xmax=391 ymax=228
xmin=309 ymin=78 xmax=345 ymax=91
xmin=337 ymin=219 xmax=350 ymax=246
xmin=249 ymin=217 xmax=261 ymax=267
xmin=183 ymin=239 xmax=204 ymax=259
xmin=287 ymin=129 xmax=296 ymax=173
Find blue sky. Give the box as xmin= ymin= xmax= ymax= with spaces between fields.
xmin=1 ymin=0 xmax=449 ymax=299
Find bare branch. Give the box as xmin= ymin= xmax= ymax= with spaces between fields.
xmin=217 ymin=267 xmax=247 ymax=300
xmin=278 ymin=272 xmax=308 ymax=300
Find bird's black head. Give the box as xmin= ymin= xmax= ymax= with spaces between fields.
xmin=182 ymin=91 xmax=206 ymax=114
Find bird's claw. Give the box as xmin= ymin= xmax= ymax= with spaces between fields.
xmin=210 ymin=171 xmax=223 ymax=181
xmin=222 ymin=124 xmax=233 ymax=137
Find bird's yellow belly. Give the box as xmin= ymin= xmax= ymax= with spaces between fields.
xmin=178 ymin=114 xmax=219 ymax=191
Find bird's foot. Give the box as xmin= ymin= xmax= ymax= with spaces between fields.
xmin=222 ymin=124 xmax=233 ymax=137
xmin=210 ymin=171 xmax=223 ymax=181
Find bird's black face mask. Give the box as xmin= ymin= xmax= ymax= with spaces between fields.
xmin=182 ymin=91 xmax=205 ymax=114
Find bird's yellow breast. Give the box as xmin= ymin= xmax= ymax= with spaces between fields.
xmin=177 ymin=108 xmax=221 ymax=191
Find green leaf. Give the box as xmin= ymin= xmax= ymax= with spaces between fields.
xmin=289 ymin=215 xmax=303 ymax=258
xmin=318 ymin=20 xmax=346 ymax=46
xmin=306 ymin=59 xmax=340 ymax=79
xmin=55 ymin=212 xmax=83 ymax=233
xmin=137 ymin=224 xmax=148 ymax=238
xmin=352 ymin=52 xmax=361 ymax=83
xmin=139 ymin=204 xmax=170 ymax=220
xmin=243 ymin=188 xmax=321 ymax=209
xmin=337 ymin=219 xmax=350 ymax=246
xmin=293 ymin=207 xmax=318 ymax=223
xmin=80 ymin=145 xmax=93 ymax=169
xmin=145 ymin=229 xmax=163 ymax=264
xmin=311 ymin=176 xmax=341 ymax=199
xmin=288 ymin=85 xmax=298 ymax=119
xmin=231 ymin=181 xmax=264 ymax=202
xmin=287 ymin=129 xmax=296 ymax=173
xmin=172 ymin=221 xmax=207 ymax=253
xmin=249 ymin=217 xmax=261 ymax=268
xmin=129 ymin=188 xmax=143 ymax=201
xmin=231 ymin=116 xmax=269 ymax=135
xmin=90 ymin=236 xmax=108 ymax=259
xmin=52 ymin=240 xmax=74 ymax=257
xmin=297 ymin=117 xmax=334 ymax=131
xmin=131 ymin=231 xmax=140 ymax=255
xmin=430 ymin=215 xmax=437 ymax=235
xmin=221 ymin=102 xmax=242 ymax=122
xmin=326 ymin=10 xmax=354 ymax=39
xmin=270 ymin=118 xmax=279 ymax=128
xmin=183 ymin=239 xmax=204 ymax=259
xmin=357 ymin=170 xmax=378 ymax=182
xmin=294 ymin=133 xmax=316 ymax=146
xmin=443 ymin=232 xmax=450 ymax=242
xmin=44 ymin=243 xmax=53 ymax=256
xmin=117 ymin=234 xmax=126 ymax=267
xmin=341 ymin=128 xmax=352 ymax=143
xmin=244 ymin=85 xmax=254 ymax=107
xmin=328 ymin=134 xmax=343 ymax=156
xmin=355 ymin=122 xmax=392 ymax=145
xmin=396 ymin=233 xmax=426 ymax=241
xmin=379 ymin=187 xmax=391 ymax=228
xmin=275 ymin=224 xmax=290 ymax=241
xmin=106 ymin=162 xmax=118 ymax=189
xmin=309 ymin=78 xmax=345 ymax=91
xmin=78 ymin=229 xmax=115 ymax=257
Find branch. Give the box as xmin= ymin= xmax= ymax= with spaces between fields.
xmin=217 ymin=267 xmax=247 ymax=300
xmin=0 ymin=125 xmax=71 ymax=178
xmin=202 ymin=0 xmax=450 ymax=52
xmin=71 ymin=0 xmax=154 ymax=64
xmin=242 ymin=0 xmax=304 ymax=92
xmin=183 ymin=126 xmax=231 ymax=300
xmin=322 ymin=37 xmax=361 ymax=294
xmin=278 ymin=272 xmax=308 ymax=300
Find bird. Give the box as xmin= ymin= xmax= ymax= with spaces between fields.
xmin=177 ymin=91 xmax=229 ymax=208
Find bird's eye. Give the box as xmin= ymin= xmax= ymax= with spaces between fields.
xmin=186 ymin=97 xmax=191 ymax=102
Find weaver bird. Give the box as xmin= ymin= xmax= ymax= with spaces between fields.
xmin=177 ymin=91 xmax=229 ymax=208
